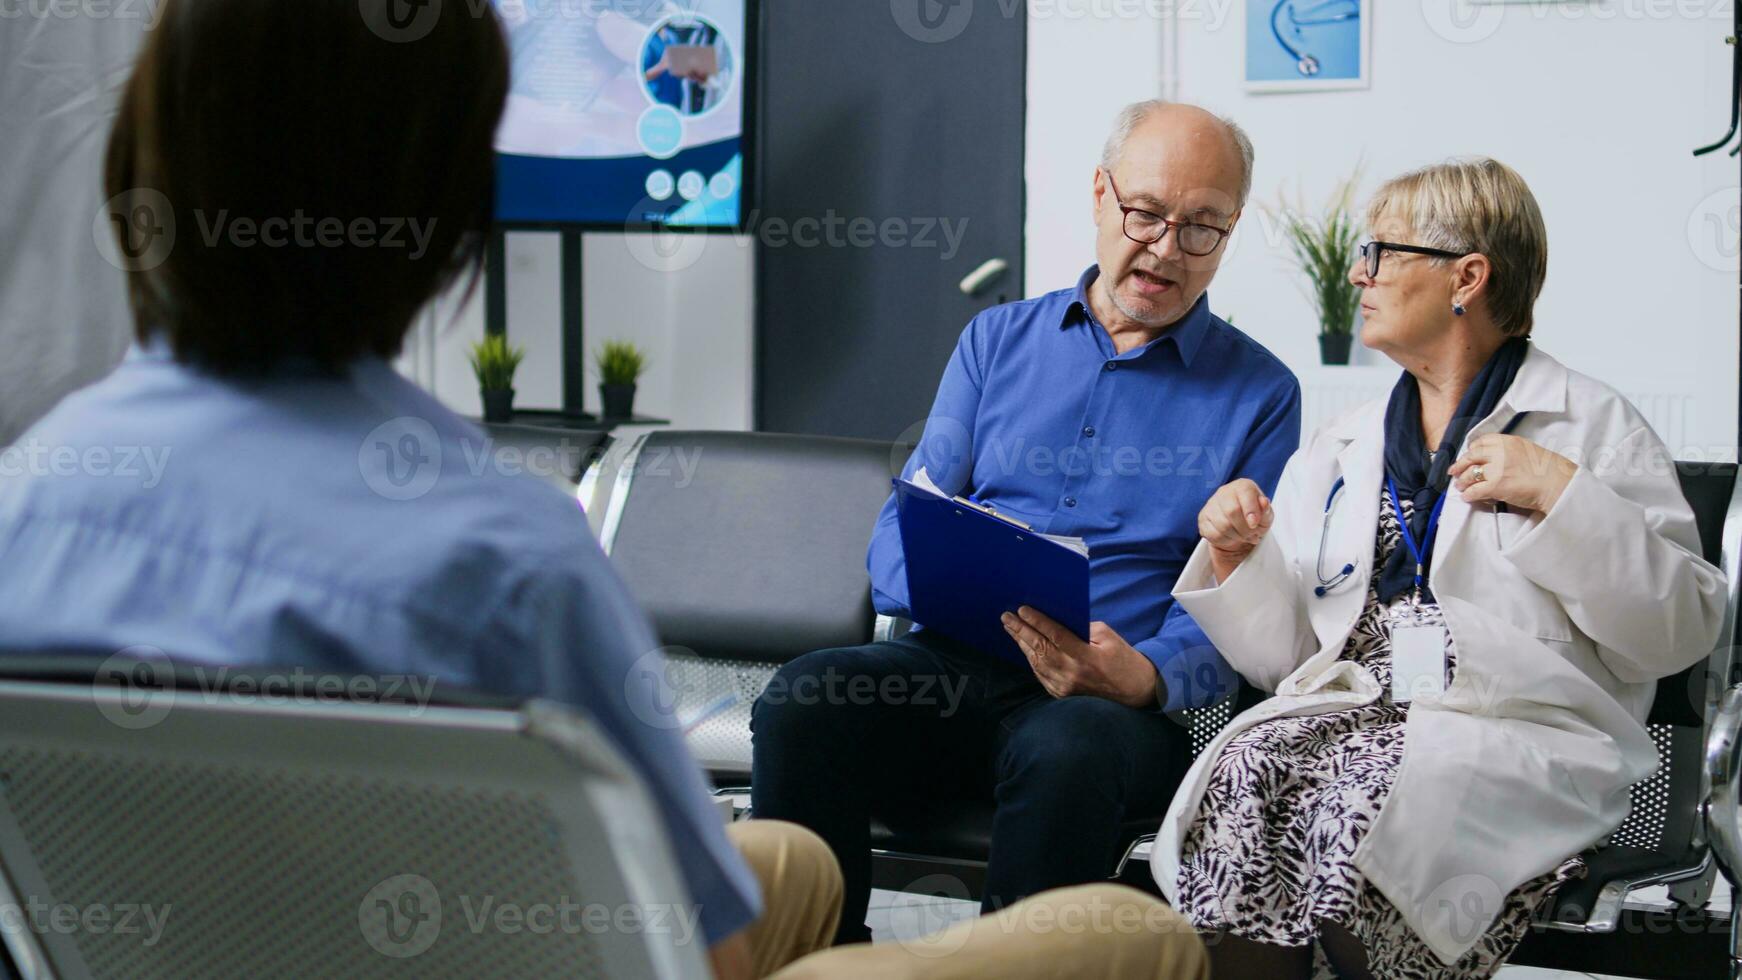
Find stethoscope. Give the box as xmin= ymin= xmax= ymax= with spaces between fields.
xmin=1270 ymin=0 xmax=1360 ymax=78
xmin=1313 ymin=477 xmax=1358 ymax=597
xmin=1313 ymin=412 xmax=1531 ymax=599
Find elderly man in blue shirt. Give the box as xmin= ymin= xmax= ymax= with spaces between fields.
xmin=751 ymin=100 xmax=1302 ymax=944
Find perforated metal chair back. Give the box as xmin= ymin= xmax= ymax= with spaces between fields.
xmin=593 ymin=431 xmax=898 ymax=776
xmin=0 ymin=660 xmax=709 ymax=980
xmin=1181 ymin=679 xmax=1267 ymax=758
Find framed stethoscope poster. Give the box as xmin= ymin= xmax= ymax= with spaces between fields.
xmin=1244 ymin=0 xmax=1370 ymax=94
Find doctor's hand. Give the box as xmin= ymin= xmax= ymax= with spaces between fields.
xmin=1449 ymin=434 xmax=1578 ymax=515
xmin=1198 ymin=478 xmax=1273 ymax=584
xmin=1001 ymin=607 xmax=1159 ymax=708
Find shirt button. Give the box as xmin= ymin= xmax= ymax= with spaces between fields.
xmin=1104 ymin=362 xmax=1117 ymax=372
xmin=1064 ymin=497 xmax=1078 ymax=508
xmin=1083 ymin=426 xmax=1096 ymax=438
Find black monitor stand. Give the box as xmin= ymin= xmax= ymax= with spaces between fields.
xmin=483 ymin=229 xmax=667 ymax=432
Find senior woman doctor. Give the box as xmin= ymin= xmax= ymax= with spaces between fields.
xmin=1151 ymin=157 xmax=1727 ymax=980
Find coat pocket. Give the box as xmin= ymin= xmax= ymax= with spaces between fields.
xmin=1482 ymin=512 xmax=1576 ymax=643
xmin=1491 ymin=508 xmax=1540 ymax=553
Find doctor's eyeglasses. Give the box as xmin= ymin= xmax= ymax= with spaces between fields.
xmin=1357 ymin=240 xmax=1468 ymax=279
xmin=1104 ymin=172 xmax=1232 ymax=257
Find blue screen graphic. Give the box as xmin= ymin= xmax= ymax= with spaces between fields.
xmin=491 ymin=0 xmax=748 ymax=229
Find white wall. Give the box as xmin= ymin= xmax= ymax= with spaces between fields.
xmin=411 ymin=230 xmax=754 ymax=430
xmin=0 ymin=15 xmax=146 ymax=444
xmin=1024 ymin=3 xmax=1178 ymax=297
xmin=1027 ymin=1 xmax=1738 ymax=457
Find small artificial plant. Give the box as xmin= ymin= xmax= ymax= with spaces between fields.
xmin=467 ymin=334 xmax=526 ymax=392
xmin=1271 ymin=173 xmax=1364 ymax=339
xmin=594 ymin=340 xmax=649 ymax=387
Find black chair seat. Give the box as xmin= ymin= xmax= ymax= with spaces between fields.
xmin=864 ymin=682 xmax=1265 ymax=896
xmin=871 ymin=800 xmax=1160 ymax=867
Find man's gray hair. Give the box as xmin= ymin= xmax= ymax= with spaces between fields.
xmin=1099 ymin=99 xmax=1255 ymax=210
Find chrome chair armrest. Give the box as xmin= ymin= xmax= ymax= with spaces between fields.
xmin=873 ymin=615 xmax=913 ymax=643
xmin=1114 ymin=833 xmax=1157 ymax=881
xmin=1705 ymin=682 xmax=1742 ymax=886
xmin=712 ymin=785 xmax=752 ymax=821
xmin=580 ymin=431 xmax=651 ymax=553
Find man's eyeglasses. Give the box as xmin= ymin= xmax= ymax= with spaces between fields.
xmin=1104 ymin=172 xmax=1231 ymax=257
xmin=1357 ymin=240 xmax=1468 ymax=279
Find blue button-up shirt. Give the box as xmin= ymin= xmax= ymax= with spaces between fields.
xmin=0 ymin=342 xmax=759 ymax=945
xmin=869 ymin=267 xmax=1302 ymax=711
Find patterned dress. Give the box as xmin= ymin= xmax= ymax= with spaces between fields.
xmin=1175 ymin=490 xmax=1585 ymax=979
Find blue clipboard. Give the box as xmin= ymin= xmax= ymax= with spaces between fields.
xmin=893 ymin=478 xmax=1091 ymax=669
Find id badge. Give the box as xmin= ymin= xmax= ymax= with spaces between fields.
xmin=1391 ymin=617 xmax=1448 ymax=704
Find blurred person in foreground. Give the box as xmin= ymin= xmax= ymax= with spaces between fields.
xmin=0 ymin=1 xmax=1207 ymax=977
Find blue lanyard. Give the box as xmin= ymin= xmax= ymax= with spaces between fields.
xmin=1386 ymin=477 xmax=1446 ymax=599
xmin=1380 ymin=410 xmax=1530 ymax=593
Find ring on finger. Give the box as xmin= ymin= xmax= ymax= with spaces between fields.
xmin=1472 ymin=464 xmax=1487 ymax=483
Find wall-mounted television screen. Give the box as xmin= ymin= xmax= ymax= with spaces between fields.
xmin=491 ymin=0 xmax=752 ymax=231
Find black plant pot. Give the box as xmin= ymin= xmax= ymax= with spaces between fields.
xmin=1318 ymin=333 xmax=1353 ymax=366
xmin=599 ymin=382 xmax=637 ymax=420
xmin=481 ymin=388 xmax=515 ymax=423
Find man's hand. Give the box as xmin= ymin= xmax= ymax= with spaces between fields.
xmin=1001 ymin=607 xmax=1159 ymax=708
xmin=1197 ymin=478 xmax=1273 ymax=584
xmin=1449 ymin=434 xmax=1578 ymax=515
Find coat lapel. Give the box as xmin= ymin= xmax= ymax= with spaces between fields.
xmin=1312 ymin=405 xmax=1385 ymax=650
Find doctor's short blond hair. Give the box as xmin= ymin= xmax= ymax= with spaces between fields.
xmin=1365 ymin=157 xmax=1548 ymax=338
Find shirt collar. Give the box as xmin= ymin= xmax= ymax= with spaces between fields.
xmin=1064 ymin=265 xmax=1213 ymax=367
xmin=125 ymin=331 xmax=357 ymax=380
xmin=126 ymin=333 xmax=174 ymax=363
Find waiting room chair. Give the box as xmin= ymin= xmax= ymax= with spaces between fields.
xmin=0 ymin=655 xmax=710 ymax=980
xmin=1503 ymin=460 xmax=1742 ymax=978
xmin=586 ymin=430 xmax=898 ymax=780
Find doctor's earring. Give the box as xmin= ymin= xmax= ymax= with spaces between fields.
xmin=1452 ymin=301 xmax=1466 ymax=316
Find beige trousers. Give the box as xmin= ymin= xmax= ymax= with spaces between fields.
xmin=726 ymin=820 xmax=1208 ymax=980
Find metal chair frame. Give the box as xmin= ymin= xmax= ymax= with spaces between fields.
xmin=0 ymin=660 xmax=710 ymax=980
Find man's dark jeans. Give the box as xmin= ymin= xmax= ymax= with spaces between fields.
xmin=749 ymin=628 xmax=1193 ymax=944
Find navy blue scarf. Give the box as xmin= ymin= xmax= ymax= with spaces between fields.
xmin=1376 ymin=337 xmax=1530 ymax=603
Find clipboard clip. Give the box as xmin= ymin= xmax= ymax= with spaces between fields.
xmin=952 ymin=495 xmax=1034 ymax=531
xmin=902 ymin=468 xmax=1037 ymax=532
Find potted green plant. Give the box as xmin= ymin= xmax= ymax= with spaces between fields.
xmin=467 ymin=334 xmax=525 ymax=423
xmin=1273 ymin=175 xmax=1363 ymax=365
xmin=594 ymin=340 xmax=648 ymax=420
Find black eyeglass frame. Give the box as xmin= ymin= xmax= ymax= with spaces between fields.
xmin=1103 ymin=171 xmax=1233 ymax=257
xmin=1358 ymin=240 xmax=1468 ymax=279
